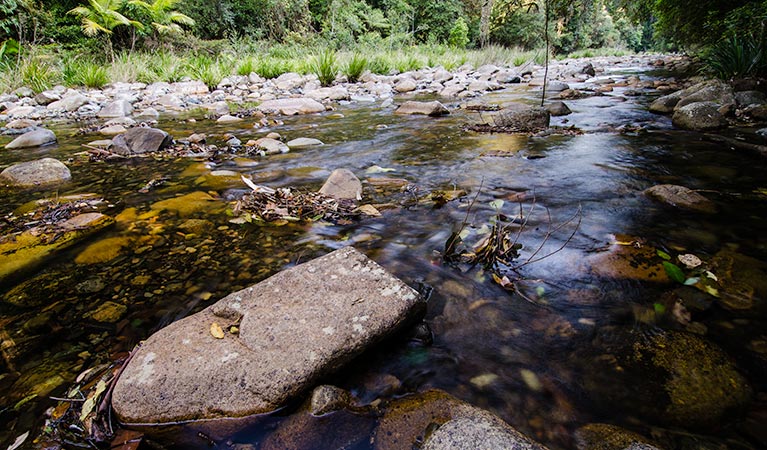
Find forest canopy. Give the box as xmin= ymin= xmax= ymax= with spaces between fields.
xmin=1 ymin=0 xmax=766 ymax=54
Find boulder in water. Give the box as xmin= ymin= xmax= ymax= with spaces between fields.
xmin=4 ymin=128 xmax=57 ymax=149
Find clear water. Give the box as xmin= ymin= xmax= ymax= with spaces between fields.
xmin=1 ymin=62 xmax=766 ymax=449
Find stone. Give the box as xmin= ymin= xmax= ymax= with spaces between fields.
xmin=75 ymin=236 xmax=133 ymax=265
xmin=493 ymin=105 xmax=550 ymax=131
xmin=111 ymin=247 xmax=424 ymax=423
xmin=258 ymin=98 xmax=326 ymax=115
xmin=156 ymin=94 xmax=183 ymax=108
xmin=584 ymin=235 xmax=671 ymax=283
xmin=109 ymin=127 xmax=172 ymax=156
xmin=319 ymin=168 xmax=363 ymax=201
xmin=287 ymin=138 xmax=324 ymax=149
xmin=0 ymin=213 xmax=113 ymax=285
xmin=675 ymin=79 xmax=735 ymax=111
xmin=644 ymin=184 xmax=716 ymax=213
xmin=374 ymin=390 xmax=546 ymax=450
xmin=13 ymin=87 xmax=34 ymax=98
xmin=394 ymin=79 xmax=417 ymax=93
xmin=88 ymin=301 xmax=128 ymax=323
xmin=433 ymin=69 xmax=453 ymax=83
xmin=671 ymin=102 xmax=727 ymax=131
xmin=394 ymin=101 xmax=450 ymax=116
xmin=546 ymin=80 xmax=570 ymax=92
xmin=99 ymin=125 xmax=127 ymax=136
xmin=743 ymin=104 xmax=767 ymax=120
xmin=34 ymin=91 xmax=60 ymax=106
xmin=254 ymin=137 xmax=289 ymax=154
xmin=309 ymin=385 xmax=353 ymax=416
xmin=575 ymin=423 xmax=661 ymax=450
xmin=217 ymin=114 xmax=243 ymax=124
xmin=5 ymin=128 xmax=57 ymax=149
xmin=440 ymin=85 xmax=466 ymax=97
xmin=424 ymin=416 xmax=547 ymax=450
xmin=581 ymin=63 xmax=596 ymax=77
xmin=104 ymin=117 xmax=136 ymax=127
xmin=547 ymin=101 xmax=572 ymax=116
xmin=150 ymin=191 xmax=225 ymax=217
xmin=6 ymin=105 xmax=35 ymax=118
xmin=306 ymin=87 xmax=349 ymax=101
xmin=173 ymin=80 xmax=209 ymax=95
xmin=86 ymin=139 xmax=112 ymax=149
xmin=0 ymin=158 xmax=70 ymax=187
xmin=5 ymin=119 xmax=38 ymax=130
xmin=98 ymin=99 xmax=133 ymax=118
xmin=735 ymin=90 xmax=766 ymax=106
xmin=47 ymin=93 xmax=88 ymax=112
xmin=649 ymin=91 xmax=683 ymax=114
xmin=134 ymin=107 xmax=160 ymax=121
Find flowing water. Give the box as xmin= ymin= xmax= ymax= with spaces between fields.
xmin=2 ymin=61 xmax=767 ymax=449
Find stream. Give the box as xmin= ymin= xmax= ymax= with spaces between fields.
xmin=1 ymin=59 xmax=766 ymax=449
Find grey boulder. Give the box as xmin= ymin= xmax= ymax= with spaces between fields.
xmin=547 ymin=101 xmax=572 ymax=116
xmin=494 ymin=105 xmax=550 ymax=131
xmin=109 ymin=127 xmax=172 ymax=155
xmin=424 ymin=416 xmax=547 ymax=450
xmin=287 ymin=138 xmax=324 ymax=149
xmin=672 ymin=101 xmax=727 ymax=131
xmin=111 ymin=247 xmax=424 ymax=423
xmin=98 ymin=99 xmax=133 ymax=118
xmin=394 ymin=101 xmax=450 ymax=116
xmin=5 ymin=128 xmax=57 ymax=149
xmin=258 ymin=98 xmax=326 ymax=115
xmin=0 ymin=157 xmax=71 ymax=187
xmin=319 ymin=168 xmax=363 ymax=201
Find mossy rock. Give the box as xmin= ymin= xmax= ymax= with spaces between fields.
xmin=585 ymin=235 xmax=671 ymax=283
xmin=150 ymin=191 xmax=225 ymax=217
xmin=0 ymin=213 xmax=113 ymax=286
xmin=75 ymin=236 xmax=134 ymax=265
xmin=709 ymin=249 xmax=767 ymax=311
xmin=575 ymin=423 xmax=661 ymax=450
xmin=583 ymin=329 xmax=751 ymax=428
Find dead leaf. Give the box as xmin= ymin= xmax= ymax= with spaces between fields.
xmin=356 ymin=204 xmax=382 ymax=217
xmin=80 ymin=379 xmax=107 ymax=423
xmin=6 ymin=432 xmax=29 ymax=450
xmin=210 ymin=322 xmax=225 ymax=339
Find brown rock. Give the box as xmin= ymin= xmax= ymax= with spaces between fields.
xmin=394 ymin=101 xmax=450 ymax=116
xmin=644 ymin=184 xmax=716 ymax=213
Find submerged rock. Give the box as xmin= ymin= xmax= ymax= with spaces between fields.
xmin=111 ymin=247 xmax=425 ymax=423
xmin=150 ymin=191 xmax=225 ymax=217
xmin=0 ymin=157 xmax=70 ymax=187
xmin=575 ymin=423 xmax=662 ymax=450
xmin=374 ymin=390 xmax=547 ymax=450
xmin=644 ymin=184 xmax=716 ymax=213
xmin=493 ymin=105 xmax=550 ymax=132
xmin=394 ymin=101 xmax=450 ymax=116
xmin=0 ymin=213 xmax=113 ymax=285
xmin=4 ymin=128 xmax=57 ymax=149
xmin=319 ymin=169 xmax=362 ymax=201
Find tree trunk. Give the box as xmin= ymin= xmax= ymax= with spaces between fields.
xmin=480 ymin=0 xmax=494 ymax=48
xmin=541 ymin=0 xmax=549 ymax=107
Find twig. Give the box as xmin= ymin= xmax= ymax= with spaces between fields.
xmin=49 ymin=397 xmax=86 ymax=402
xmin=513 ymin=204 xmax=582 ymax=269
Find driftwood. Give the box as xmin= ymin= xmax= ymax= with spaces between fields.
xmin=703 ymin=133 xmax=767 ymax=158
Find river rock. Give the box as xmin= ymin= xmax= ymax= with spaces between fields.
xmin=306 ymin=86 xmax=350 ymax=101
xmin=649 ymin=91 xmax=683 ymax=114
xmin=546 ymin=81 xmax=570 ymax=92
xmin=735 ymin=90 xmax=766 ymax=107
xmin=99 ymin=125 xmax=127 ymax=136
xmin=134 ymin=107 xmax=160 ymax=121
xmin=258 ymin=98 xmax=326 ymax=115
xmin=583 ymin=328 xmax=751 ymax=428
xmin=5 ymin=118 xmax=38 ymax=130
xmin=310 ymin=385 xmax=353 ymax=416
xmin=319 ymin=168 xmax=363 ymax=201
xmin=111 ymin=246 xmax=424 ymax=423
xmin=394 ymin=79 xmax=417 ymax=93
xmin=287 ymin=138 xmax=324 ymax=149
xmin=47 ymin=93 xmax=88 ymax=112
xmin=547 ymin=101 xmax=572 ymax=116
xmin=34 ymin=91 xmax=60 ymax=106
xmin=423 ymin=416 xmax=547 ymax=450
xmin=394 ymin=101 xmax=449 ymax=116
xmin=0 ymin=213 xmax=113 ymax=285
xmin=585 ymin=234 xmax=670 ymax=283
xmin=575 ymin=423 xmax=661 ymax=450
xmin=671 ymin=102 xmax=727 ymax=131
xmin=374 ymin=390 xmax=547 ymax=450
xmin=254 ymin=137 xmax=289 ymax=154
xmin=109 ymin=127 xmax=172 ymax=155
xmin=150 ymin=191 xmax=225 ymax=217
xmin=644 ymin=184 xmax=716 ymax=213
xmin=675 ymin=79 xmax=735 ymax=111
xmin=0 ymin=158 xmax=70 ymax=187
xmin=494 ymin=105 xmax=550 ymax=131
xmin=4 ymin=128 xmax=57 ymax=149
xmin=217 ymin=114 xmax=243 ymax=124
xmin=173 ymin=80 xmax=209 ymax=95
xmin=98 ymin=99 xmax=133 ymax=118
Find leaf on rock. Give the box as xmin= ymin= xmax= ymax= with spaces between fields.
xmin=210 ymin=322 xmax=225 ymax=339
xmin=656 ymin=249 xmax=672 ymax=260
xmin=662 ymin=261 xmax=686 ymax=284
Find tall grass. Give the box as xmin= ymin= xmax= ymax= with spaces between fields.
xmin=343 ymin=53 xmax=367 ymax=83
xmin=310 ymin=49 xmax=337 ymax=86
xmin=63 ymin=60 xmax=110 ymax=88
xmin=19 ymin=57 xmax=58 ymax=93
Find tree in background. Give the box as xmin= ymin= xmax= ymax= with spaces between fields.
xmin=128 ymin=0 xmax=193 ymax=37
xmin=68 ymin=0 xmax=142 ymax=60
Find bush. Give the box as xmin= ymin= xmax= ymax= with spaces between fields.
xmin=343 ymin=53 xmax=367 ymax=83
xmin=19 ymin=57 xmax=58 ymax=93
xmin=255 ymin=57 xmax=294 ymax=79
xmin=236 ymin=57 xmax=257 ymax=76
xmin=703 ymin=34 xmax=767 ymax=80
xmin=368 ymin=55 xmax=392 ymax=74
xmin=310 ymin=49 xmax=337 ymax=86
xmin=447 ymin=17 xmax=469 ymax=49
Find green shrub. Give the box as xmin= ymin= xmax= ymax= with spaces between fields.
xmin=368 ymin=55 xmax=392 ymax=74
xmin=310 ymin=49 xmax=337 ymax=86
xmin=19 ymin=57 xmax=58 ymax=93
xmin=255 ymin=57 xmax=293 ymax=79
xmin=343 ymin=53 xmax=367 ymax=83
xmin=394 ymin=54 xmax=424 ymax=73
xmin=236 ymin=57 xmax=257 ymax=76
xmin=447 ymin=17 xmax=469 ymax=49
xmin=703 ymin=34 xmax=766 ymax=79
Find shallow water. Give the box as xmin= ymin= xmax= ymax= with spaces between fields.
xmin=2 ymin=61 xmax=767 ymax=449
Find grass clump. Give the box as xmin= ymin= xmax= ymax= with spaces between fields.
xmin=343 ymin=53 xmax=367 ymax=83
xmin=19 ymin=57 xmax=58 ymax=93
xmin=368 ymin=55 xmax=392 ymax=75
xmin=63 ymin=60 xmax=109 ymax=88
xmin=255 ymin=57 xmax=294 ymax=79
xmin=236 ymin=57 xmax=257 ymax=76
xmin=311 ymin=49 xmax=337 ymax=86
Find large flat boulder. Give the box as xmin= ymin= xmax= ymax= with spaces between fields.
xmin=671 ymin=101 xmax=727 ymax=131
xmin=644 ymin=184 xmax=716 ymax=213
xmin=394 ymin=101 xmax=450 ymax=116
xmin=111 ymin=247 xmax=425 ymax=424
xmin=258 ymin=98 xmax=326 ymax=115
xmin=109 ymin=127 xmax=172 ymax=155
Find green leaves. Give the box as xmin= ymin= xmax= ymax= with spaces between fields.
xmin=662 ymin=261 xmax=686 ymax=284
